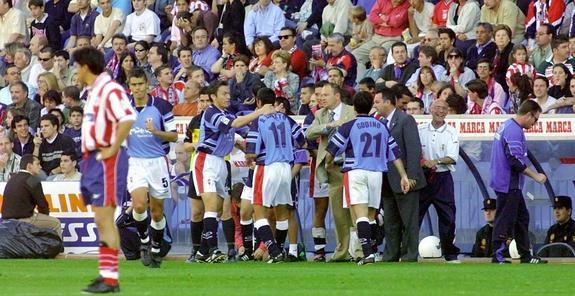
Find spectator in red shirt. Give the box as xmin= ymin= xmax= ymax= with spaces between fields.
xmin=278 ymin=27 xmax=308 ymax=80
xmin=351 ymin=0 xmax=410 ymax=81
xmin=310 ymin=33 xmax=357 ymax=87
xmin=432 ymin=0 xmax=455 ymax=27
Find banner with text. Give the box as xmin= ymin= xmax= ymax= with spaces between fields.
xmin=174 ymin=114 xmax=575 ymax=142
xmin=0 ymin=182 xmax=98 ymax=254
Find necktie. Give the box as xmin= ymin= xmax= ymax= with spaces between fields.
xmin=328 ymin=111 xmax=335 ymax=122
xmin=327 ymin=111 xmax=336 ymax=139
xmin=328 ymin=110 xmax=343 ymax=163
xmin=382 ymin=118 xmax=389 ymax=128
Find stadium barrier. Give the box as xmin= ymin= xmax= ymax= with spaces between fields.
xmin=0 ymin=114 xmax=572 ymax=254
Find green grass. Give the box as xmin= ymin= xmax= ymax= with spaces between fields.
xmin=0 ymin=259 xmax=573 ymax=295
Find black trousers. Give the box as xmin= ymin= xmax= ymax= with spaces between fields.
xmin=491 ymin=189 xmax=531 ymax=259
xmin=419 ymin=172 xmax=460 ymax=258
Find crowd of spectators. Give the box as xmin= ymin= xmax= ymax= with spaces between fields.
xmin=0 ymin=0 xmax=574 ymax=176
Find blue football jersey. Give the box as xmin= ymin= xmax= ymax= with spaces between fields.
xmin=246 ymin=113 xmax=305 ymax=165
xmin=197 ymin=105 xmax=237 ymax=157
xmin=326 ymin=115 xmax=399 ymax=172
xmin=127 ymin=96 xmax=175 ymax=158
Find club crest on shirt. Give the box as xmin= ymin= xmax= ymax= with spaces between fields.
xmin=221 ymin=116 xmax=231 ymax=125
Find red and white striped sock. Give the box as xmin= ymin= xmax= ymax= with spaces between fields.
xmin=99 ymin=244 xmax=119 ymax=286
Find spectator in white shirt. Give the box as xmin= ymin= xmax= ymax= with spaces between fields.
xmin=92 ymin=0 xmax=125 ymax=50
xmin=0 ymin=0 xmax=27 ymax=50
xmin=47 ymin=151 xmax=82 ymax=181
xmin=532 ymin=76 xmax=557 ymax=114
xmin=123 ymin=0 xmax=161 ymax=48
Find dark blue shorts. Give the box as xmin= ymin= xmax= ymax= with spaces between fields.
xmin=80 ymin=148 xmax=129 ymax=207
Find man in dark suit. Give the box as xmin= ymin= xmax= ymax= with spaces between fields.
xmin=378 ymin=42 xmax=418 ymax=88
xmin=373 ymin=88 xmax=426 ymax=262
xmin=1 ymin=154 xmax=62 ymax=237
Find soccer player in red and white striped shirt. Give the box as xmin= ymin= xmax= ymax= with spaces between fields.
xmin=74 ymin=47 xmax=136 ymax=294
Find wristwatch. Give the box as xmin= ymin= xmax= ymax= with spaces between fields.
xmin=437 ymin=159 xmax=442 ymax=165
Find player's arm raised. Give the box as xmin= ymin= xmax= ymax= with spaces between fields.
xmin=231 ymin=104 xmax=274 ymax=128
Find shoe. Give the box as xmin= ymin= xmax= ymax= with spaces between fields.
xmin=81 ymin=277 xmax=120 ymax=294
xmin=285 ymin=254 xmax=299 ymax=262
xmin=185 ymin=251 xmax=196 ymax=263
xmin=520 ymin=256 xmax=548 ymax=264
xmin=140 ymin=244 xmax=152 ymax=267
xmin=206 ymin=249 xmax=227 ymax=263
xmin=445 ymin=255 xmax=461 ymax=264
xmin=148 ymin=252 xmax=162 ymax=268
xmin=227 ymin=249 xmax=237 ymax=262
xmin=194 ymin=252 xmax=209 ymax=263
xmin=313 ymin=253 xmax=326 ymax=262
xmin=357 ymin=254 xmax=375 ymax=266
xmin=239 ymin=251 xmax=254 ymax=261
xmin=266 ymin=252 xmax=285 ymax=264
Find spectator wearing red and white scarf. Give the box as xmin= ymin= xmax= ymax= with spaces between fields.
xmin=150 ymin=65 xmax=183 ymax=106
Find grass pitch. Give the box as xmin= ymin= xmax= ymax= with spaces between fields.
xmin=0 ymin=259 xmax=573 ymax=295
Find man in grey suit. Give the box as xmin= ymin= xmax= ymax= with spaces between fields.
xmin=306 ymin=82 xmax=360 ymax=261
xmin=373 ymin=88 xmax=426 ymax=262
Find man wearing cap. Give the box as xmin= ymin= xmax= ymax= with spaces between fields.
xmin=540 ymin=196 xmax=575 ymax=257
xmin=472 ymin=198 xmax=497 ymax=257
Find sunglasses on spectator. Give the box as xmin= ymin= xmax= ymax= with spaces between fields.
xmin=448 ymin=55 xmax=461 ymax=59
xmin=39 ymin=58 xmax=52 ymax=62
xmin=278 ymin=35 xmax=293 ymax=40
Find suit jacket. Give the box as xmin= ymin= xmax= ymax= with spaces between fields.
xmin=306 ymin=103 xmax=356 ymax=183
xmin=381 ymin=62 xmax=418 ymax=85
xmin=465 ymin=41 xmax=497 ymax=71
xmin=386 ymin=108 xmax=426 ymax=193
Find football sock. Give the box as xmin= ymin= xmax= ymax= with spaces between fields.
xmin=240 ymin=219 xmax=254 ymax=254
xmin=191 ymin=221 xmax=203 ymax=254
xmin=222 ymin=218 xmax=235 ymax=252
xmin=150 ymin=217 xmax=166 ymax=254
xmin=99 ymin=242 xmax=118 ymax=286
xmin=289 ymin=244 xmax=298 ymax=257
xmin=356 ymin=217 xmax=372 ymax=257
xmin=370 ymin=220 xmax=378 ymax=253
xmin=254 ymin=219 xmax=281 ymax=257
xmin=203 ymin=212 xmax=219 ymax=252
xmin=132 ymin=210 xmax=149 ymax=244
xmin=275 ymin=220 xmax=289 ymax=251
xmin=312 ymin=227 xmax=326 ymax=254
